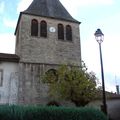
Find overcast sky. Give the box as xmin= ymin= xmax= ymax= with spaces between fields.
xmin=0 ymin=0 xmax=120 ymax=92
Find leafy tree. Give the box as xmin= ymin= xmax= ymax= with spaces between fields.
xmin=43 ymin=62 xmax=97 ymax=106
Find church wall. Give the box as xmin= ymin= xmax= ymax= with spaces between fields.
xmin=17 ymin=14 xmax=81 ymax=66
xmin=16 ymin=14 xmax=81 ymax=105
xmin=18 ymin=62 xmax=59 ymax=105
xmin=0 ymin=62 xmax=18 ymax=104
xmin=17 ymin=62 xmax=76 ymax=106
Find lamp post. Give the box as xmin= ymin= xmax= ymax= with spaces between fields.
xmin=94 ymin=29 xmax=107 ymax=114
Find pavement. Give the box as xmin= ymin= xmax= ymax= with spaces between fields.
xmin=107 ymin=100 xmax=120 ymax=120
xmin=88 ymin=99 xmax=120 ymax=120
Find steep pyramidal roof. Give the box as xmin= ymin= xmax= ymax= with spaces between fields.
xmin=23 ymin=0 xmax=80 ymax=23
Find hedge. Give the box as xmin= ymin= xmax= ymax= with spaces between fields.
xmin=0 ymin=105 xmax=108 ymax=120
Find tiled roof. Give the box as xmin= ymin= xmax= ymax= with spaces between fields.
xmin=0 ymin=53 xmax=19 ymax=62
xmin=23 ymin=0 xmax=80 ymax=23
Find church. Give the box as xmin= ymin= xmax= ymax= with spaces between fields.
xmin=0 ymin=0 xmax=81 ymax=105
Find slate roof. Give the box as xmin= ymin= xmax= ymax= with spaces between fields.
xmin=0 ymin=53 xmax=19 ymax=62
xmin=23 ymin=0 xmax=80 ymax=23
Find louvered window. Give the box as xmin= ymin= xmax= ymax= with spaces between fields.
xmin=58 ymin=24 xmax=64 ymax=40
xmin=66 ymin=25 xmax=72 ymax=41
xmin=31 ymin=19 xmax=38 ymax=36
xmin=40 ymin=20 xmax=47 ymax=37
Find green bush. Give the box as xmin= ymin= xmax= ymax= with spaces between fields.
xmin=0 ymin=105 xmax=108 ymax=120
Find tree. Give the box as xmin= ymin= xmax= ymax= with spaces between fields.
xmin=43 ymin=62 xmax=97 ymax=107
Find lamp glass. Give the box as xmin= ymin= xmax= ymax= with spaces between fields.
xmin=94 ymin=29 xmax=104 ymax=44
xmin=95 ymin=36 xmax=104 ymax=43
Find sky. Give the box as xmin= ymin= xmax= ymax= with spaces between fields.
xmin=0 ymin=0 xmax=120 ymax=92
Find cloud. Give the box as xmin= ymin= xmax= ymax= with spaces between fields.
xmin=106 ymin=82 xmax=116 ymax=93
xmin=60 ymin=0 xmax=113 ymax=7
xmin=0 ymin=1 xmax=5 ymax=14
xmin=0 ymin=34 xmax=15 ymax=54
xmin=81 ymin=11 xmax=120 ymax=86
xmin=103 ymin=35 xmax=120 ymax=74
xmin=91 ymin=13 xmax=120 ymax=75
xmin=17 ymin=0 xmax=113 ymax=16
xmin=77 ymin=0 xmax=113 ymax=6
xmin=82 ymin=34 xmax=120 ymax=92
xmin=17 ymin=0 xmax=33 ymax=13
xmin=60 ymin=0 xmax=113 ymax=16
xmin=3 ymin=18 xmax=17 ymax=28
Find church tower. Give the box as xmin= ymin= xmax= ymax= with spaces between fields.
xmin=15 ymin=0 xmax=81 ymax=104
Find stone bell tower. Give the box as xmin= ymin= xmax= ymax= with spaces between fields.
xmin=15 ymin=0 xmax=81 ymax=104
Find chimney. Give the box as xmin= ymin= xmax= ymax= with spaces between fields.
xmin=116 ymin=85 xmax=119 ymax=94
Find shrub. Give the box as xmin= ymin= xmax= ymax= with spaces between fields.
xmin=0 ymin=105 xmax=108 ymax=120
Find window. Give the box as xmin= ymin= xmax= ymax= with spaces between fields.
xmin=40 ymin=20 xmax=47 ymax=37
xmin=66 ymin=25 xmax=72 ymax=41
xmin=0 ymin=69 xmax=3 ymax=86
xmin=58 ymin=24 xmax=64 ymax=40
xmin=45 ymin=69 xmax=58 ymax=83
xmin=31 ymin=19 xmax=38 ymax=36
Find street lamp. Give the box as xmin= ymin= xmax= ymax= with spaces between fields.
xmin=94 ymin=29 xmax=107 ymax=114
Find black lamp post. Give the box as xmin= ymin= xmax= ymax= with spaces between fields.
xmin=94 ymin=29 xmax=107 ymax=114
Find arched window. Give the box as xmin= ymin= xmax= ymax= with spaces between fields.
xmin=40 ymin=20 xmax=47 ymax=37
xmin=31 ymin=19 xmax=38 ymax=36
xmin=45 ymin=69 xmax=58 ymax=83
xmin=66 ymin=25 xmax=72 ymax=41
xmin=58 ymin=24 xmax=64 ymax=40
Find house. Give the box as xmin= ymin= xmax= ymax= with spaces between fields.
xmin=0 ymin=53 xmax=19 ymax=104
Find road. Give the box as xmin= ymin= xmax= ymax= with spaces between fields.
xmin=107 ymin=100 xmax=120 ymax=120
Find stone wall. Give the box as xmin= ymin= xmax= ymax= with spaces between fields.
xmin=18 ymin=62 xmax=59 ymax=105
xmin=16 ymin=14 xmax=81 ymax=66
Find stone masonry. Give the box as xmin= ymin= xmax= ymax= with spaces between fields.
xmin=15 ymin=0 xmax=81 ymax=105
xmin=16 ymin=14 xmax=81 ymax=65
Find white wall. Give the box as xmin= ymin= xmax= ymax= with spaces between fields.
xmin=0 ymin=62 xmax=18 ymax=104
